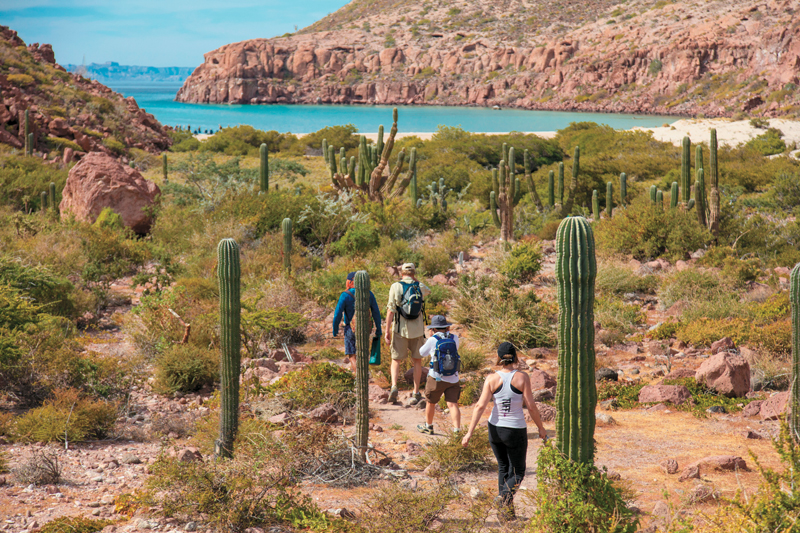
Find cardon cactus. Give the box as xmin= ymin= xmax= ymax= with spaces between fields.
xmin=650 ymin=185 xmax=657 ymax=204
xmin=492 ymin=168 xmax=499 ymax=197
xmin=620 ymin=173 xmax=627 ymax=205
xmin=49 ymin=182 xmax=56 ymax=211
xmin=490 ymin=191 xmax=501 ymax=228
xmin=558 ymin=148 xmax=580 ymax=217
xmin=215 ymin=238 xmax=241 ymax=459
xmin=260 ymin=143 xmax=268 ymax=192
xmin=354 ymin=270 xmax=371 ymax=459
xmin=514 ymin=177 xmax=521 ymax=204
xmin=497 ymin=160 xmax=515 ymax=241
xmin=548 ymin=170 xmax=555 ymax=207
xmin=681 ymin=136 xmax=691 ymax=203
xmin=605 ymin=181 xmax=613 ymax=217
xmin=708 ymin=129 xmax=720 ymax=238
xmin=322 ymin=138 xmax=328 ymax=161
xmin=377 ymin=125 xmax=385 ymax=158
xmin=508 ymin=147 xmax=516 ymax=200
xmin=670 ymin=182 xmax=679 ymax=209
xmin=40 ymin=191 xmax=47 ymax=212
xmin=408 ymin=147 xmax=418 ymax=207
xmin=557 ymin=162 xmax=565 ymax=205
xmin=162 ymin=153 xmax=168 ymax=183
xmin=696 ymin=172 xmax=707 ymax=226
xmin=282 ymin=218 xmax=292 ymax=273
xmin=555 ymin=216 xmax=597 ymax=464
xmin=791 ymin=264 xmax=800 ymax=440
xmin=592 ymin=190 xmax=600 ymax=220
xmin=656 ymin=190 xmax=664 ymax=209
xmin=28 ymin=133 xmax=33 ymax=156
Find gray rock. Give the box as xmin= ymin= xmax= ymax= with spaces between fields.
xmin=469 ymin=486 xmax=484 ymax=499
xmin=595 ymin=413 xmax=616 ymax=425
xmin=595 ymin=368 xmax=618 ymax=382
xmin=121 ymin=454 xmax=142 ymax=465
xmin=184 ymin=522 xmax=198 ymax=532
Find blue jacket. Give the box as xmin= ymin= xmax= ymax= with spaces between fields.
xmin=333 ymin=288 xmax=382 ymax=337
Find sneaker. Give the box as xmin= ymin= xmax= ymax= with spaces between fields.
xmin=417 ymin=423 xmax=434 ymax=435
xmin=388 ymin=387 xmax=398 ymax=403
xmin=409 ymin=392 xmax=422 ymax=405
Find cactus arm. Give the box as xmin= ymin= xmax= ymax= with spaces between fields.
xmin=490 ymin=191 xmax=501 ymax=228
xmin=670 ymin=182 xmax=679 ymax=209
xmin=557 ymin=161 xmax=565 ymax=205
xmin=259 ymin=144 xmax=268 ymax=192
xmin=381 ymin=149 xmax=406 ymax=196
xmin=524 ymin=149 xmax=543 ymax=210
xmin=215 ymin=238 xmax=241 ymax=459
xmin=592 ymin=190 xmax=600 ymax=220
xmin=681 ymin=136 xmax=691 ymax=204
xmin=369 ymin=108 xmax=398 ymax=201
xmin=708 ymin=129 xmax=720 ymax=238
xmin=559 ymin=147 xmax=579 ymax=217
xmin=49 ymin=182 xmax=56 ymax=211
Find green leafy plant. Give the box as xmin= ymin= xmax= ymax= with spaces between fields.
xmin=154 ymin=344 xmax=219 ymax=394
xmin=265 ymin=363 xmax=355 ymax=410
xmin=38 ymin=517 xmax=114 ymax=533
xmin=13 ymin=388 xmax=117 ymax=443
xmin=414 ymin=427 xmax=492 ymax=474
xmin=501 ymin=241 xmax=543 ymax=282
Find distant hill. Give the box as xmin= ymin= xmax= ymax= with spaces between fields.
xmin=177 ymin=0 xmax=800 ymax=119
xmin=65 ymin=62 xmax=194 ymax=84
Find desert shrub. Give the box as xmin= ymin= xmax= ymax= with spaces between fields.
xmin=717 ymin=144 xmax=799 ymax=192
xmin=451 ymin=274 xmax=556 ymax=348
xmin=530 ymin=443 xmax=639 ymax=533
xmin=38 ymin=517 xmax=114 ymax=533
xmin=102 ymin=137 xmax=126 ymax=155
xmin=199 ymin=125 xmax=298 ymax=156
xmin=311 ymin=347 xmax=345 ymax=360
xmin=154 ymin=344 xmax=219 ymax=394
xmin=458 ymin=345 xmax=487 ymax=372
xmin=500 ymin=241 xmax=543 ymax=282
xmin=329 ymin=221 xmax=381 ymax=257
xmin=8 ymin=73 xmax=35 ymax=87
xmin=241 ymin=303 xmax=308 ymax=354
xmin=594 ymin=297 xmax=645 ymax=336
xmin=360 ymin=482 xmax=457 ymax=533
xmin=418 ymin=245 xmax=451 ymax=276
xmin=676 ymin=317 xmax=790 ymax=355
xmin=649 ymin=319 xmax=681 ymax=340
xmin=302 ymin=124 xmax=360 ymax=153
xmin=595 ymin=197 xmax=712 ymax=261
xmin=459 ymin=376 xmax=485 ymax=406
xmin=767 ymin=172 xmax=800 ymax=211
xmin=46 ymin=136 xmax=83 ymax=153
xmin=0 ymin=155 xmax=68 ymax=210
xmin=596 ymin=260 xmax=657 ymax=295
xmin=265 ymin=363 xmax=355 ymax=410
xmin=0 ymin=256 xmax=78 ymax=317
xmin=13 ymin=450 xmax=62 ymax=485
xmin=80 ymin=223 xmax=149 ymax=305
xmin=294 ymin=258 xmax=385 ymax=307
xmin=659 ymin=269 xmax=729 ymax=309
xmin=597 ymin=382 xmax=646 ymax=409
xmin=745 ymin=127 xmax=786 ymax=156
xmin=13 ymin=388 xmax=117 ymax=443
xmin=171 ymin=136 xmax=201 ymax=152
xmin=414 ymin=426 xmax=493 ymax=473
xmin=662 ymin=377 xmax=758 ymax=416
xmin=93 ymin=206 xmax=124 ymax=229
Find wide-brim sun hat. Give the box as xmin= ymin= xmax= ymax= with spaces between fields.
xmin=426 ymin=315 xmax=454 ymax=329
xmin=401 ymin=262 xmax=416 ymax=272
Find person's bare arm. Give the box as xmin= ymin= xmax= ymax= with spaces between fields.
xmin=384 ymin=310 xmax=394 ymax=345
xmin=519 ymin=372 xmax=547 ymax=440
xmin=462 ymin=376 xmax=496 ymax=447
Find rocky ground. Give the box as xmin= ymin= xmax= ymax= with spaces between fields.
xmin=0 ymin=239 xmax=789 ymax=532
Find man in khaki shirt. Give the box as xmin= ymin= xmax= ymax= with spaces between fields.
xmin=384 ymin=263 xmax=431 ymax=404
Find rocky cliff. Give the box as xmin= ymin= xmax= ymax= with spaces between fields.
xmin=177 ymin=0 xmax=800 ymax=118
xmin=0 ymin=26 xmax=170 ymax=159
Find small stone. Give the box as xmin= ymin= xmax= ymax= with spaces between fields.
xmin=678 ymin=465 xmax=700 ymax=482
xmin=423 ymin=461 xmax=441 ymax=476
xmin=744 ymin=430 xmax=764 ymax=439
xmin=136 ymin=519 xmax=153 ymax=530
xmin=600 ymin=398 xmax=619 ymax=410
xmin=404 ymin=442 xmax=422 ymax=455
xmin=606 ymin=471 xmax=621 ymax=480
xmin=742 ymin=401 xmax=764 ymax=417
xmin=91 ymin=509 xmax=101 ymax=516
xmin=630 ymin=368 xmax=640 ymax=375
xmin=469 ymin=486 xmax=484 ymax=499
xmin=325 ymin=508 xmax=356 ymax=519
xmin=660 ymin=459 xmax=679 ymax=474
xmin=652 ymin=501 xmax=670 ymax=517
xmin=92 ymin=476 xmax=104 ymax=483
xmin=87 ymin=502 xmax=101 ymax=508
xmin=268 ymin=412 xmax=291 ymax=425
xmin=100 ymin=495 xmax=115 ymax=505
xmin=706 ymin=405 xmax=727 ymax=414
xmin=184 ymin=522 xmax=198 ymax=532
xmin=688 ymin=484 xmax=718 ymax=504
xmin=121 ymin=454 xmax=142 ymax=465
xmin=595 ymin=413 xmax=616 ymax=425
xmin=595 ymin=368 xmax=618 ymax=382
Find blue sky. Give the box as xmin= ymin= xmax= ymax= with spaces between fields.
xmin=0 ymin=0 xmax=350 ymax=67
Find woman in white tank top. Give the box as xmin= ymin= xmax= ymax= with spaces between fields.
xmin=462 ymin=342 xmax=548 ymax=520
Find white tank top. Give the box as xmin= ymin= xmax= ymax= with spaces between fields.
xmin=488 ymin=370 xmax=527 ymax=429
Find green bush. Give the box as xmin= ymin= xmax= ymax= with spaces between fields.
xmin=39 ymin=517 xmax=114 ymax=533
xmin=594 ymin=297 xmax=645 ymax=336
xmin=745 ymin=128 xmax=786 ymax=156
xmin=302 ymin=124 xmax=360 ymax=153
xmin=199 ymin=125 xmax=299 ymax=156
xmin=596 ymin=260 xmax=657 ymax=295
xmin=501 ymin=241 xmax=543 ymax=282
xmin=329 ymin=221 xmax=381 ymax=257
xmin=457 ymin=345 xmax=487 ymax=372
xmin=154 ymin=344 xmax=219 ymax=394
xmin=0 ymin=255 xmax=78 ymax=317
xmin=0 ymin=155 xmax=68 ymax=210
xmin=171 ymin=136 xmax=201 ymax=152
xmin=414 ymin=426 xmax=492 ymax=473
xmin=530 ymin=443 xmax=639 ymax=533
xmin=361 ymin=481 xmax=456 ymax=533
xmin=418 ymin=245 xmax=451 ymax=276
xmin=595 ymin=196 xmax=712 ymax=261
xmin=13 ymin=388 xmax=117 ymax=443
xmin=265 ymin=362 xmax=355 ymax=410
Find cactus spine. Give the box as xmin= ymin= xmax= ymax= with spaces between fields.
xmin=681 ymin=136 xmax=691 ymax=204
xmin=606 ymin=182 xmax=613 ymax=217
xmin=620 ymin=173 xmax=627 ymax=205
xmin=592 ymin=190 xmax=600 ymax=220
xmin=354 ymin=270 xmax=371 ymax=460
xmin=40 ymin=191 xmax=47 ymax=212
xmin=548 ymin=170 xmax=555 ymax=207
xmin=259 ymin=143 xmax=268 ymax=192
xmin=555 ymin=216 xmax=597 ymax=465
xmin=708 ymin=129 xmax=720 ymax=238
xmin=791 ymin=264 xmax=800 ymax=440
xmin=490 ymin=191 xmax=501 ymax=228
xmin=49 ymin=182 xmax=56 ymax=211
xmin=282 ymin=218 xmax=292 ymax=273
xmin=670 ymin=182 xmax=679 ymax=209
xmin=215 ymin=238 xmax=241 ymax=459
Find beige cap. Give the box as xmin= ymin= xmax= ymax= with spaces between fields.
xmin=400 ymin=262 xmax=416 ymax=273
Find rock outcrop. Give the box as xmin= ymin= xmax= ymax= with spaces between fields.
xmin=177 ymin=0 xmax=800 ymax=118
xmin=695 ymin=352 xmax=750 ymax=398
xmin=60 ymin=152 xmax=160 ymax=234
xmin=0 ymin=26 xmax=171 ymax=157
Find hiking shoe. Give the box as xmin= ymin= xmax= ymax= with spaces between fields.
xmin=417 ymin=423 xmax=434 ymax=435
xmin=388 ymin=387 xmax=399 ymax=403
xmin=409 ymin=392 xmax=422 ymax=405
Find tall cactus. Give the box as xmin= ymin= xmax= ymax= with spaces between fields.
xmin=656 ymin=190 xmax=664 ymax=210
xmin=497 ymin=160 xmax=514 ymax=241
xmin=650 ymin=185 xmax=657 ymax=204
xmin=592 ymin=190 xmax=600 ymax=220
xmin=49 ymin=182 xmax=56 ymax=211
xmin=708 ymin=129 xmax=720 ymax=238
xmin=548 ymin=170 xmax=555 ymax=207
xmin=524 ymin=149 xmax=543 ymax=210
xmin=791 ymin=264 xmax=800 ymax=440
xmin=508 ymin=147 xmax=516 ymax=200
xmin=259 ymin=143 xmax=268 ymax=192
xmin=557 ymin=162 xmax=565 ymax=206
xmin=215 ymin=238 xmax=241 ymax=459
xmin=696 ymin=170 xmax=707 ymax=226
xmin=377 ymin=125 xmax=385 ymax=158
xmin=282 ymin=218 xmax=292 ymax=273
xmin=670 ymin=182 xmax=679 ymax=209
xmin=40 ymin=191 xmax=47 ymax=212
xmin=606 ymin=181 xmax=613 ymax=217
xmin=620 ymin=173 xmax=627 ymax=206
xmin=492 ymin=168 xmax=499 ymax=197
xmin=681 ymin=136 xmax=691 ymax=204
xmin=161 ymin=153 xmax=167 ymax=184
xmin=559 ymin=148 xmax=580 ymax=217
xmin=555 ymin=216 xmax=597 ymax=465
xmin=409 ymin=147 xmax=418 ymax=207
xmin=490 ymin=191 xmax=501 ymax=228
xmin=354 ymin=270 xmax=371 ymax=460
xmin=322 ymin=138 xmax=328 ymax=161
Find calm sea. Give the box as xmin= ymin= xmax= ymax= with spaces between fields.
xmin=109 ymin=82 xmax=679 ymax=134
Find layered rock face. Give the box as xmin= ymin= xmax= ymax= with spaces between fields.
xmin=177 ymin=0 xmax=800 ymax=117
xmin=0 ymin=26 xmax=170 ymax=158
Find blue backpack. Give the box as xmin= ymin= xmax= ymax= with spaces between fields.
xmin=432 ymin=333 xmax=460 ymax=378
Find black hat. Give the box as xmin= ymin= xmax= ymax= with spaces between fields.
xmin=426 ymin=315 xmax=454 ymax=329
xmin=497 ymin=342 xmax=517 ymax=363
xmin=346 ymin=271 xmax=356 ymax=281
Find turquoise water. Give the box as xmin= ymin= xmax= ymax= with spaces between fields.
xmin=111 ymin=82 xmax=680 ymax=134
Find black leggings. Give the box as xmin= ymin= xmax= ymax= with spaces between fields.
xmin=488 ymin=423 xmax=528 ymax=505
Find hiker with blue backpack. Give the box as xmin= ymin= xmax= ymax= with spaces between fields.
xmin=332 ymin=271 xmax=382 ymax=374
xmin=384 ymin=263 xmax=430 ymax=404
xmin=416 ymin=315 xmax=461 ymax=435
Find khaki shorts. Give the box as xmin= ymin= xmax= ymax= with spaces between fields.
xmin=390 ymin=334 xmax=425 ymax=361
xmin=423 ymin=376 xmax=461 ymax=404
